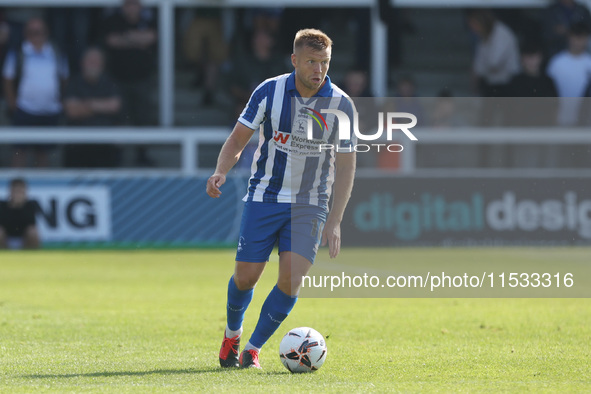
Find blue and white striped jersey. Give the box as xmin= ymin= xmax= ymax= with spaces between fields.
xmin=238 ymin=71 xmax=355 ymax=209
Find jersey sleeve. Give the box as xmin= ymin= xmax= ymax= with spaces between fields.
xmin=238 ymin=80 xmax=268 ymax=130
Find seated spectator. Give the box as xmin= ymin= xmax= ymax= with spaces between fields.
xmin=393 ymin=75 xmax=424 ymax=124
xmin=2 ymin=17 xmax=68 ymax=167
xmin=342 ymin=69 xmax=372 ymax=98
xmin=431 ymin=89 xmax=462 ymax=128
xmin=507 ymin=42 xmax=558 ymax=126
xmin=547 ymin=22 xmax=591 ymax=126
xmin=228 ymin=29 xmax=285 ymax=118
xmin=507 ymin=43 xmax=559 ymax=168
xmin=510 ymin=42 xmax=558 ymax=99
xmin=63 ymin=47 xmax=122 ymax=168
xmin=377 ymin=75 xmax=423 ymax=171
xmin=0 ymin=178 xmax=39 ymax=250
xmin=341 ymin=69 xmax=379 ymax=168
xmin=544 ymin=0 xmax=591 ymax=57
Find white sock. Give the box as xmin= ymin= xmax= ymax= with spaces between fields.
xmin=243 ymin=341 xmax=261 ymax=353
xmin=225 ymin=326 xmax=243 ymax=338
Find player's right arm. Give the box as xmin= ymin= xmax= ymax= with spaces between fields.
xmin=206 ymin=122 xmax=255 ymax=198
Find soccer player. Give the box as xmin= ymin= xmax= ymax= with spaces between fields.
xmin=206 ymin=29 xmax=356 ymax=369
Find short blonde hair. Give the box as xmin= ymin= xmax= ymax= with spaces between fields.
xmin=293 ymin=28 xmax=333 ymax=52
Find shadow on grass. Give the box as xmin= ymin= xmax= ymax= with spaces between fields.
xmin=23 ymin=367 xmax=228 ymax=379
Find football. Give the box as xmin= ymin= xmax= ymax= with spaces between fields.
xmin=279 ymin=327 xmax=327 ymax=373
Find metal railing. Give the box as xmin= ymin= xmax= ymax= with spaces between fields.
xmin=1 ymin=127 xmax=590 ymax=175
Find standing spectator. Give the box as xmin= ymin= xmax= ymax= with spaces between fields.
xmin=544 ymin=0 xmax=591 ymax=57
xmin=48 ymin=7 xmax=92 ymax=74
xmin=3 ymin=7 xmax=44 ymax=52
xmin=547 ymin=22 xmax=591 ymax=126
xmin=182 ymin=8 xmax=228 ymax=106
xmin=63 ymin=47 xmax=122 ymax=168
xmin=103 ymin=0 xmax=156 ymax=126
xmin=467 ymin=9 xmax=520 ymax=99
xmin=467 ymin=9 xmax=520 ymax=166
xmin=2 ymin=17 xmax=68 ymax=167
xmin=0 ymin=178 xmax=39 ymax=250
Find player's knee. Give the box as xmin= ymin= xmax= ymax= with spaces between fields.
xmin=277 ymin=276 xmax=301 ymax=297
xmin=233 ymin=272 xmax=258 ymax=291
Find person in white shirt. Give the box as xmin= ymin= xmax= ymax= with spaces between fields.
xmin=466 ymin=9 xmax=520 ymax=166
xmin=547 ymin=21 xmax=591 ymax=126
xmin=2 ymin=17 xmax=69 ymax=167
xmin=467 ymin=9 xmax=520 ymax=98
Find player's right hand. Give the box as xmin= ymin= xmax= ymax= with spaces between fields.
xmin=206 ymin=173 xmax=226 ymax=198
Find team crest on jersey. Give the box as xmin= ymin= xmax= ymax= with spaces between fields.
xmin=293 ymin=103 xmax=329 ymax=140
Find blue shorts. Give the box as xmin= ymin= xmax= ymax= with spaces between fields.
xmin=235 ymin=201 xmax=327 ymax=264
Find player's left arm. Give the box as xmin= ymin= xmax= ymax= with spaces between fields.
xmin=322 ymin=151 xmax=356 ymax=259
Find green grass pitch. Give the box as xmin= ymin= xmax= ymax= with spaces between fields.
xmin=0 ymin=249 xmax=589 ymax=392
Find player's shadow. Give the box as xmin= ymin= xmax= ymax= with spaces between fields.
xmin=23 ymin=367 xmax=228 ymax=379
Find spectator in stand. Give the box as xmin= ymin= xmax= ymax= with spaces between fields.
xmin=247 ymin=8 xmax=283 ymax=36
xmin=547 ymin=21 xmax=591 ymax=126
xmin=228 ymin=29 xmax=285 ymax=119
xmin=103 ymin=0 xmax=156 ymax=126
xmin=342 ymin=69 xmax=372 ymax=98
xmin=182 ymin=8 xmax=228 ymax=106
xmin=509 ymin=42 xmax=558 ymax=100
xmin=544 ymin=0 xmax=591 ymax=57
xmin=467 ymin=9 xmax=520 ymax=99
xmin=3 ymin=7 xmax=44 ymax=52
xmin=507 ymin=42 xmax=559 ymax=167
xmin=466 ymin=9 xmax=520 ymax=167
xmin=2 ymin=17 xmax=68 ymax=168
xmin=431 ymin=89 xmax=464 ymax=128
xmin=0 ymin=178 xmax=39 ymax=250
xmin=393 ymin=74 xmax=424 ymax=124
xmin=378 ymin=75 xmax=423 ymax=171
xmin=231 ymin=29 xmax=285 ymax=170
xmin=507 ymin=42 xmax=558 ymax=125
xmin=48 ymin=7 xmax=92 ymax=75
xmin=0 ymin=10 xmax=10 ymax=68
xmin=63 ymin=47 xmax=122 ymax=168
xmin=103 ymin=0 xmax=156 ymax=166
xmin=341 ymin=69 xmax=378 ymax=168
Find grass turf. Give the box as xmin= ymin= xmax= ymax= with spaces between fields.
xmin=0 ymin=249 xmax=589 ymax=392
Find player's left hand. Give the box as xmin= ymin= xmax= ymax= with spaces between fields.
xmin=321 ymin=219 xmax=341 ymax=259
xmin=206 ymin=173 xmax=226 ymax=198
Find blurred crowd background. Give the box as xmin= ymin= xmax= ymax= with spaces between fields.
xmin=0 ymin=0 xmax=590 ymax=169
